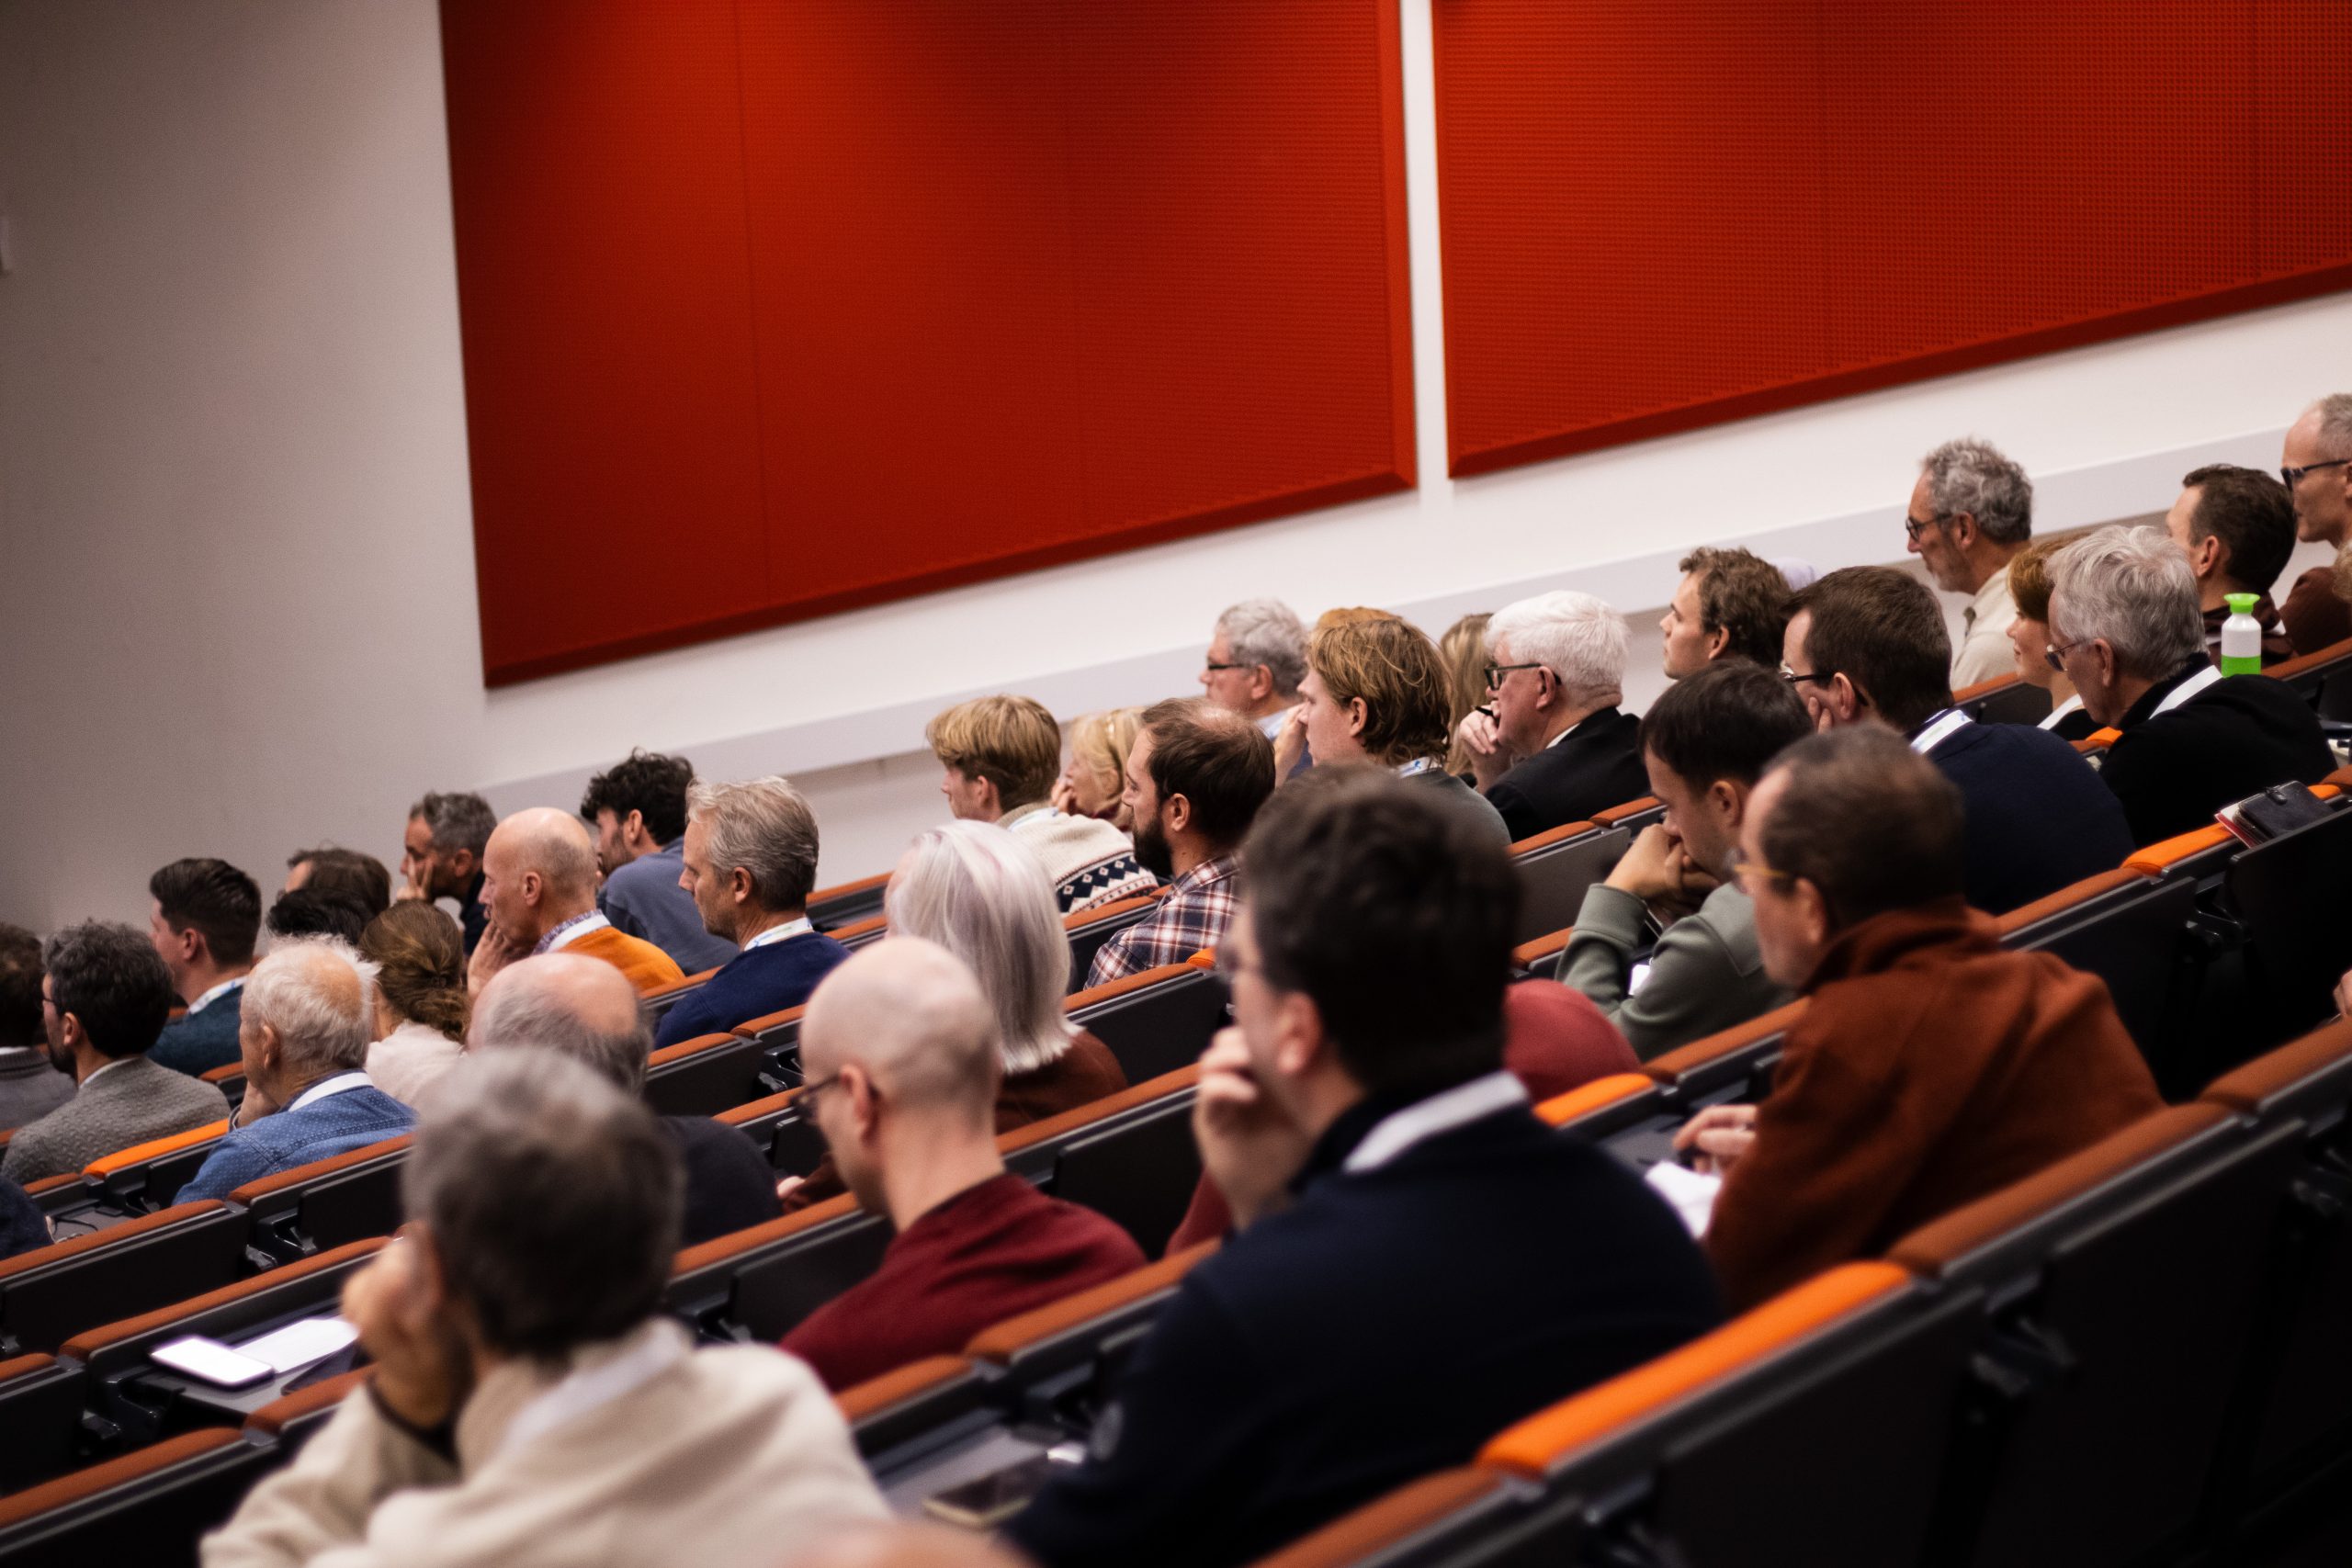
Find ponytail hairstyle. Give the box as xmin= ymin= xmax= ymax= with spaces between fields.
xmin=358 ymin=902 xmax=469 ymax=1043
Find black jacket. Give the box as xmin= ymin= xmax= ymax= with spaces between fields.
xmin=2098 ymin=663 xmax=2335 ymax=846
xmin=662 ymin=1116 xmax=782 ymax=1246
xmin=1921 ymin=716 xmax=2136 ymax=913
xmin=1006 ymin=1082 xmax=1722 ymax=1568
xmin=1484 ymin=707 xmax=1649 ymax=842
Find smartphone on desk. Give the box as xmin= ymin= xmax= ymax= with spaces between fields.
xmin=152 ymin=1335 xmax=275 ymax=1391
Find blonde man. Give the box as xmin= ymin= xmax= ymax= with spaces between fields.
xmin=927 ymin=695 xmax=1155 ymax=914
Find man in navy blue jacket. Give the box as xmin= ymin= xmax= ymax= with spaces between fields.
xmin=1783 ymin=568 xmax=2132 ymax=913
xmin=1006 ymin=771 xmax=1721 ymax=1568
xmin=653 ymin=777 xmax=849 ymax=1047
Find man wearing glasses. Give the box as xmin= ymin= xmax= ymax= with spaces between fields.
xmin=2278 ymin=393 xmax=2352 ymax=656
xmin=1905 ymin=437 xmax=2036 ymax=689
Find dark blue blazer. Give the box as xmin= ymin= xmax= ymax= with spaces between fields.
xmin=652 ymin=931 xmax=851 ymax=1046
xmin=1928 ymin=718 xmax=2136 ymax=914
xmin=1007 ymin=1091 xmax=1721 ymax=1568
xmin=150 ymin=990 xmax=243 ymax=1077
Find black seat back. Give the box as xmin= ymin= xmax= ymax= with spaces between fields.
xmin=2224 ymin=807 xmax=2352 ymax=1042
xmin=641 ymin=1034 xmax=770 ymax=1117
xmin=0 ymin=1206 xmax=249 ymax=1357
xmin=1069 ymin=967 xmax=1226 ymax=1084
xmin=0 ymin=1359 xmax=87 ymax=1493
xmin=1510 ymin=827 xmax=1629 ymax=945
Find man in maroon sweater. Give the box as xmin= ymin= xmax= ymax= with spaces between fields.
xmin=780 ymin=939 xmax=1144 ymax=1391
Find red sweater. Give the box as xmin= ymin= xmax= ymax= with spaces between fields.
xmin=781 ymin=1172 xmax=1144 ymax=1392
xmin=1705 ymin=900 xmax=2162 ymax=1311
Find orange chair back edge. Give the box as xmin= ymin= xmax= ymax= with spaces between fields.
xmin=60 ymin=1237 xmax=388 ymax=1360
xmin=1534 ymin=1074 xmax=1654 ymax=1127
xmin=83 ymin=1119 xmax=233 ymax=1179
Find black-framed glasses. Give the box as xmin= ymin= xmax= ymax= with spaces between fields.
xmin=2044 ymin=637 xmax=2089 ymax=672
xmin=1203 ymin=660 xmax=1250 ymax=674
xmin=1778 ymin=663 xmax=1835 ymax=689
xmin=2281 ymin=458 xmax=2350 ymax=490
xmin=1483 ymin=660 xmax=1543 ymax=690
xmin=1729 ymin=860 xmax=1797 ymax=896
xmin=798 ymin=1072 xmax=843 ymax=1111
xmin=1904 ymin=512 xmax=1951 ymax=544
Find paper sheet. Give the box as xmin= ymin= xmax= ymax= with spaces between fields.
xmin=1645 ymin=1160 xmax=1722 ymax=1238
xmin=236 ymin=1315 xmax=359 ymax=1375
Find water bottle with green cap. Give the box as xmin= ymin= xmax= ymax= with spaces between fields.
xmin=2220 ymin=592 xmax=2264 ymax=677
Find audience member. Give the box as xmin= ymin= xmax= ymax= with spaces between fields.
xmin=177 ymin=941 xmax=415 ymax=1201
xmin=1053 ymin=708 xmax=1143 ymax=831
xmin=266 ymin=886 xmax=374 ymax=945
xmin=398 ymin=790 xmax=498 ymax=955
xmin=282 ymin=846 xmax=392 ymax=918
xmin=1290 ymin=610 xmax=1509 ymax=839
xmin=927 ymin=695 xmax=1157 ymax=914
xmin=1086 ymin=698 xmax=1274 ymax=988
xmin=582 ymin=748 xmax=740 ymax=973
xmin=146 ymin=857 xmax=262 ymax=1076
xmin=469 ymin=955 xmax=780 ymax=1245
xmin=2165 ymin=463 xmax=2297 ymax=667
xmin=1438 ymin=612 xmax=1494 ymax=778
xmin=1907 ymin=437 xmax=2035 ymax=686
xmin=358 ymin=903 xmax=469 ymax=1106
xmin=0 ymin=924 xmax=74 ymax=1132
xmin=2050 ymin=526 xmax=2335 ymax=845
xmin=203 ymin=1051 xmax=883 ymax=1565
xmin=1560 ymin=662 xmax=1808 ymax=1058
xmin=1784 ymin=567 xmax=2132 ymax=910
xmin=3 ymin=922 xmax=228 ymax=1183
xmin=1455 ymin=591 xmax=1645 ymax=840
xmin=469 ymin=808 xmax=684 ymax=996
xmin=1674 ymin=728 xmax=2162 ymax=1310
xmin=1201 ymin=598 xmax=1308 ymax=741
xmin=655 ymin=778 xmax=848 ymax=1046
xmin=2278 ymin=392 xmax=2352 ymax=654
xmin=0 ymin=1176 xmax=46 ymax=1262
xmin=2005 ymin=533 xmax=2099 ymax=741
xmin=1659 ymin=547 xmax=1792 ymax=678
xmin=1006 ymin=772 xmax=1719 ymax=1568
xmin=780 ymin=941 xmax=1144 ymax=1391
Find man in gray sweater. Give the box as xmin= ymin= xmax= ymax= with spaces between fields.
xmin=1559 ymin=661 xmax=1809 ymax=1059
xmin=3 ymin=922 xmax=229 ymax=1184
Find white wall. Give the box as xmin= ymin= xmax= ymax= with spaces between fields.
xmin=3 ymin=0 xmax=2347 ymax=931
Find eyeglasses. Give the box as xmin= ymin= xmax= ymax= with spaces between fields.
xmin=2044 ymin=637 xmax=2089 ymax=672
xmin=1729 ymin=860 xmax=1797 ymax=896
xmin=798 ymin=1072 xmax=843 ymax=1111
xmin=1203 ymin=660 xmax=1250 ymax=674
xmin=2281 ymin=458 xmax=2350 ymax=491
xmin=1778 ymin=663 xmax=1835 ymax=689
xmin=1483 ymin=661 xmax=1544 ymax=690
xmin=1904 ymin=512 xmax=1951 ymax=544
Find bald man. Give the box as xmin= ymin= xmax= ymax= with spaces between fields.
xmin=778 ymin=941 xmax=1143 ymax=1392
xmin=469 ymin=807 xmax=684 ymax=996
xmin=178 ymin=939 xmax=417 ymax=1201
xmin=467 ymin=954 xmax=780 ymax=1244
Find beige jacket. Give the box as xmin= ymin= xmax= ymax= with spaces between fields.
xmin=204 ymin=1322 xmax=884 ymax=1568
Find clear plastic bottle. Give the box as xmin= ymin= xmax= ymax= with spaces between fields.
xmin=2219 ymin=592 xmax=2263 ymax=677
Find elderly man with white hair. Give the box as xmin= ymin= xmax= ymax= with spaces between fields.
xmin=177 ymin=939 xmax=416 ymax=1201
xmin=1456 ymin=590 xmax=1646 ymax=841
xmin=2049 ymin=525 xmax=2334 ymax=845
xmin=1906 ymin=437 xmax=2036 ymax=687
xmin=469 ymin=807 xmax=684 ymax=996
xmin=2278 ymin=391 xmax=2352 ymax=654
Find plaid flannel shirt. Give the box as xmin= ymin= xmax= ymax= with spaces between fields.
xmin=1084 ymin=853 xmax=1242 ymax=990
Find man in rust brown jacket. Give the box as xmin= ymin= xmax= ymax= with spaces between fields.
xmin=1676 ymin=726 xmax=2162 ymax=1312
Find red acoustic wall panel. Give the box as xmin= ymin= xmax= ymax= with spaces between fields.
xmin=442 ymin=1 xmax=1412 ymax=686
xmin=1433 ymin=1 xmax=2352 ymax=478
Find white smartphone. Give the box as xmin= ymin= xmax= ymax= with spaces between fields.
xmin=151 ymin=1335 xmax=275 ymax=1390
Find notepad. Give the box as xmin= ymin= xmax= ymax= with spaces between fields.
xmin=1644 ymin=1161 xmax=1722 ymax=1238
xmin=235 ymin=1316 xmax=359 ymax=1376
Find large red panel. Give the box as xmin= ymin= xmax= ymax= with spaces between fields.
xmin=442 ymin=1 xmax=1412 ymax=685
xmin=1434 ymin=1 xmax=2352 ymax=478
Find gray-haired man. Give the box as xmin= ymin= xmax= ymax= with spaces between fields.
xmin=1905 ymin=437 xmax=2035 ymax=688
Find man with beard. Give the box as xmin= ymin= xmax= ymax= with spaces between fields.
xmin=1905 ymin=437 xmax=2036 ymax=689
xmin=1083 ymin=699 xmax=1275 ymax=989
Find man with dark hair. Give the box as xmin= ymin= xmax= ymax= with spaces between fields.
xmin=1559 ymin=662 xmax=1808 ymax=1058
xmin=1673 ymin=728 xmax=2161 ymax=1311
xmin=398 ymin=790 xmax=497 ymax=956
xmin=1084 ymin=699 xmax=1276 ymax=988
xmin=4 ymin=923 xmax=228 ymax=1183
xmin=147 ymin=856 xmax=264 ymax=1076
xmin=654 ymin=777 xmax=849 ymax=1048
xmin=1783 ymin=567 xmax=2132 ymax=911
xmin=1007 ymin=772 xmax=1719 ymax=1568
xmin=266 ymin=886 xmax=374 ymax=946
xmin=1659 ymin=547 xmax=1792 ymax=677
xmin=283 ymin=847 xmax=392 ymax=919
xmin=0 ymin=924 xmax=74 ymax=1132
xmin=2164 ymin=464 xmax=2296 ymax=667
xmin=471 ymin=954 xmax=780 ymax=1245
xmin=581 ymin=749 xmax=738 ymax=973
xmin=205 ymin=1051 xmax=884 ymax=1562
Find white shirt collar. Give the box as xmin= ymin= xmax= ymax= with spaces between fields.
xmin=80 ymin=1057 xmax=143 ymax=1092
xmin=188 ymin=976 xmax=246 ymax=1014
xmin=1344 ymin=1071 xmax=1528 ymax=1174
xmin=2152 ymin=662 xmax=2225 ymax=717
xmin=741 ymin=917 xmax=814 ymax=952
xmin=2038 ymin=692 xmax=2086 ymax=731
xmin=537 ymin=910 xmax=611 ymax=954
xmin=288 ymin=1070 xmax=374 ymax=1112
xmin=1909 ymin=707 xmax=1974 ymax=756
xmin=496 ymin=1320 xmax=688 ymax=1461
